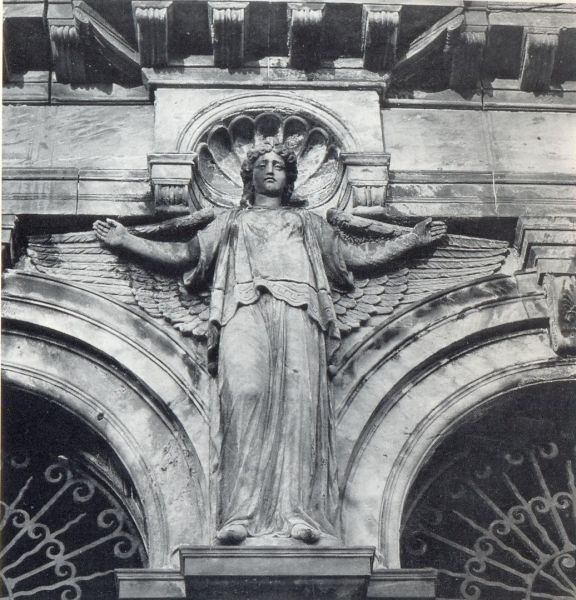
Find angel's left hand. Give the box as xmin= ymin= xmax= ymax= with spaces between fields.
xmin=412 ymin=218 xmax=447 ymax=247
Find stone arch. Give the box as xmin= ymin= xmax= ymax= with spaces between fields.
xmin=2 ymin=270 xmax=212 ymax=567
xmin=335 ymin=271 xmax=576 ymax=566
xmin=176 ymin=91 xmax=359 ymax=153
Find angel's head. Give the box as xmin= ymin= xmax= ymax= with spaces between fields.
xmin=240 ymin=143 xmax=304 ymax=207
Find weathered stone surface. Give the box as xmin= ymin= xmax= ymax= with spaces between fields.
xmin=2 ymin=174 xmax=78 ymax=215
xmin=50 ymin=82 xmax=150 ymax=104
xmin=386 ymin=181 xmax=495 ymax=218
xmin=154 ymin=88 xmax=384 ymax=156
xmin=2 ymin=71 xmax=50 ymax=104
xmin=78 ymin=173 xmax=153 ymax=215
xmin=495 ymin=183 xmax=576 ymax=216
xmin=488 ymin=110 xmax=576 ymax=175
xmin=382 ymin=108 xmax=492 ymax=172
xmin=116 ymin=570 xmax=186 ymax=599
xmin=367 ymin=569 xmax=436 ymax=599
xmin=2 ymin=105 xmax=154 ymax=169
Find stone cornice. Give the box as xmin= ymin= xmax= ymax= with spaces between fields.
xmin=4 ymin=0 xmax=576 ymax=100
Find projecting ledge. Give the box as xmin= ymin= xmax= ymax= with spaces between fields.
xmin=116 ymin=548 xmax=437 ymax=600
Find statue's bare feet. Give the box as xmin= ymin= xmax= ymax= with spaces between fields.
xmin=291 ymin=523 xmax=320 ymax=544
xmin=216 ymin=524 xmax=248 ymax=545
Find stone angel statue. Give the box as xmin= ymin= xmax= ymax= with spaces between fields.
xmin=24 ymin=143 xmax=508 ymax=546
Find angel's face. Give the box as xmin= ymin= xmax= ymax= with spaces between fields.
xmin=252 ymin=152 xmax=287 ymax=197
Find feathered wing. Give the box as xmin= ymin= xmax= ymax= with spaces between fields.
xmin=21 ymin=211 xmax=215 ymax=339
xmin=327 ymin=209 xmax=509 ymax=335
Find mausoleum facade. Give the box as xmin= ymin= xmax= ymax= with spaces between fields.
xmin=2 ymin=1 xmax=576 ymax=598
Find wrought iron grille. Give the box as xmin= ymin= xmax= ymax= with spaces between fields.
xmin=401 ymin=384 xmax=576 ymax=600
xmin=1 ymin=390 xmax=146 ymax=600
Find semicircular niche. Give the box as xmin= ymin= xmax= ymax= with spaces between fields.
xmin=1 ymin=388 xmax=147 ymax=600
xmin=400 ymin=381 xmax=576 ymax=600
xmin=192 ymin=110 xmax=343 ymax=209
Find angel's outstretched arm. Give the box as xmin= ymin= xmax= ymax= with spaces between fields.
xmin=342 ymin=217 xmax=447 ymax=271
xmin=93 ymin=218 xmax=199 ymax=270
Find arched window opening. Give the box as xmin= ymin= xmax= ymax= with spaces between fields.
xmin=1 ymin=387 xmax=147 ymax=600
xmin=401 ymin=381 xmax=576 ymax=600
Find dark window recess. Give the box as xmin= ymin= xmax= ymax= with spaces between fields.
xmin=401 ymin=382 xmax=576 ymax=600
xmin=1 ymin=389 xmax=147 ymax=600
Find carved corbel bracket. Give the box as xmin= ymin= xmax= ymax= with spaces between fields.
xmin=448 ymin=28 xmax=486 ymax=91
xmin=544 ymin=275 xmax=576 ymax=356
xmin=209 ymin=2 xmax=249 ymax=69
xmin=340 ymin=153 xmax=390 ymax=208
xmin=287 ymin=3 xmax=325 ymax=70
xmin=515 ymin=217 xmax=576 ymax=355
xmin=520 ymin=28 xmax=559 ymax=92
xmin=444 ymin=9 xmax=486 ymax=91
xmin=147 ymin=153 xmax=198 ymax=213
xmin=47 ymin=1 xmax=87 ymax=83
xmin=2 ymin=215 xmax=21 ymax=270
xmin=132 ymin=0 xmax=173 ymax=68
xmin=361 ymin=5 xmax=401 ymax=72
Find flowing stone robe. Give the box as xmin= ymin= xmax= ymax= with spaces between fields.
xmin=183 ymin=207 xmax=354 ymax=538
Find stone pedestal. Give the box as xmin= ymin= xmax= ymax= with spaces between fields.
xmin=181 ymin=546 xmax=373 ymax=600
xmin=116 ymin=547 xmax=437 ymax=600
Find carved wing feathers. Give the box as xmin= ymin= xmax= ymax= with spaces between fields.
xmin=26 ymin=234 xmax=137 ymax=304
xmin=331 ymin=271 xmax=409 ymax=333
xmin=328 ymin=210 xmax=509 ymax=334
xmin=129 ymin=267 xmax=210 ymax=337
xmin=402 ymin=235 xmax=508 ymax=305
xmin=23 ymin=220 xmax=213 ymax=339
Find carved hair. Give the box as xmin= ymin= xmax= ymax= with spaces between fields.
xmin=240 ymin=143 xmax=305 ymax=207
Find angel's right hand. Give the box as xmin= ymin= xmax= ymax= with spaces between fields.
xmin=93 ymin=218 xmax=128 ymax=248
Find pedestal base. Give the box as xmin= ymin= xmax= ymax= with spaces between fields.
xmin=116 ymin=547 xmax=436 ymax=600
xmin=181 ymin=546 xmax=373 ymax=600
